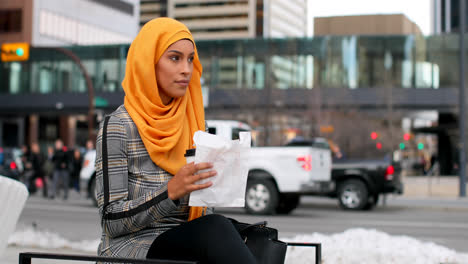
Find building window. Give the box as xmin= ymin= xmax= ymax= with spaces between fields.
xmin=0 ymin=9 xmax=22 ymax=33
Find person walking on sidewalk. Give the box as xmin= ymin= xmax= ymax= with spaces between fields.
xmin=50 ymin=139 xmax=70 ymax=200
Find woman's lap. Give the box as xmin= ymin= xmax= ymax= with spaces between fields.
xmin=147 ymin=214 xmax=256 ymax=264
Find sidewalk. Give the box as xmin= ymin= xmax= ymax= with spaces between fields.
xmin=401 ymin=175 xmax=467 ymax=198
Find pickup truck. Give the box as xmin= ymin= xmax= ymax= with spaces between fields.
xmin=286 ymin=138 xmax=404 ymax=210
xmin=206 ymin=120 xmax=332 ymax=214
xmin=80 ymin=120 xmax=333 ymax=215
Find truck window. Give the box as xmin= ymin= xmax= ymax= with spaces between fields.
xmin=232 ymin=128 xmax=248 ymax=140
xmin=285 ymin=140 xmax=330 ymax=150
xmin=208 ymin=127 xmax=216 ymax=135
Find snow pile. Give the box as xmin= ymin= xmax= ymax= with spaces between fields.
xmin=282 ymin=228 xmax=468 ymax=264
xmin=8 ymin=227 xmax=468 ymax=264
xmin=8 ymin=227 xmax=99 ymax=253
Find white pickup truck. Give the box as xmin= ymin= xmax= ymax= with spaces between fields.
xmin=80 ymin=120 xmax=333 ymax=215
xmin=206 ymin=120 xmax=332 ymax=214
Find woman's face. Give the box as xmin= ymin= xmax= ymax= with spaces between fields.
xmin=155 ymin=39 xmax=195 ymax=105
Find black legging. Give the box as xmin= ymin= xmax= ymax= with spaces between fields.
xmin=147 ymin=214 xmax=256 ymax=264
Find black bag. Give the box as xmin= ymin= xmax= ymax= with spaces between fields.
xmin=230 ymin=218 xmax=287 ymax=264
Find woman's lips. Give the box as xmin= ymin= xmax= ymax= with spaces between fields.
xmin=175 ymin=80 xmax=189 ymax=86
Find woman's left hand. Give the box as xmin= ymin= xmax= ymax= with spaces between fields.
xmin=167 ymin=162 xmax=217 ymax=200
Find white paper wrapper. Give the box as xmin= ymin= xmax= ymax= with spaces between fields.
xmin=189 ymin=131 xmax=251 ymax=207
xmin=0 ymin=176 xmax=28 ymax=256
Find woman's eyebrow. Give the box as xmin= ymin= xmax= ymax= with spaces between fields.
xmin=167 ymin=50 xmax=195 ymax=56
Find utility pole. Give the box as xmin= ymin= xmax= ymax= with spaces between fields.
xmin=459 ymin=0 xmax=467 ymax=197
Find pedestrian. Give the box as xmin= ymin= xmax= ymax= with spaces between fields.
xmin=85 ymin=139 xmax=94 ymax=152
xmin=70 ymin=148 xmax=82 ymax=193
xmin=42 ymin=145 xmax=55 ymax=198
xmin=50 ymin=139 xmax=70 ymax=200
xmin=95 ymin=18 xmax=256 ymax=263
xmin=19 ymin=144 xmax=31 ymax=188
xmin=29 ymin=142 xmax=46 ymax=197
xmin=20 ymin=144 xmax=35 ymax=193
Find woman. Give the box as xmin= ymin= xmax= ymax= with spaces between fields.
xmin=95 ymin=18 xmax=256 ymax=263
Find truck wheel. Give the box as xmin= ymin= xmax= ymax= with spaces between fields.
xmin=89 ymin=177 xmax=98 ymax=207
xmin=338 ymin=179 xmax=369 ymax=210
xmin=245 ymin=179 xmax=278 ymax=215
xmin=276 ymin=194 xmax=300 ymax=214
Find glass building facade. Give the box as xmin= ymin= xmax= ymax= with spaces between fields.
xmin=0 ymin=34 xmax=463 ymax=95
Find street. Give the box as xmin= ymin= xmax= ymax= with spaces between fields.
xmin=13 ymin=191 xmax=468 ymax=254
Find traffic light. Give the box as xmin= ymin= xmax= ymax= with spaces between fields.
xmin=1 ymin=42 xmax=30 ymax=62
xmin=376 ymin=142 xmax=382 ymax=149
xmin=370 ymin=132 xmax=378 ymax=140
xmin=403 ymin=133 xmax=411 ymax=141
xmin=399 ymin=142 xmax=406 ymax=150
xmin=417 ymin=142 xmax=424 ymax=150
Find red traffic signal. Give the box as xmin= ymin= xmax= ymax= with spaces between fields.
xmin=376 ymin=142 xmax=382 ymax=149
xmin=403 ymin=133 xmax=411 ymax=141
xmin=371 ymin=132 xmax=378 ymax=140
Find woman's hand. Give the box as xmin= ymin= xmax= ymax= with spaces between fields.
xmin=167 ymin=162 xmax=216 ymax=200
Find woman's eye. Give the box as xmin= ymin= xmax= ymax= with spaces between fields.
xmin=188 ymin=57 xmax=194 ymax=63
xmin=170 ymin=56 xmax=179 ymax=61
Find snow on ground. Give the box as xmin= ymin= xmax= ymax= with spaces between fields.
xmin=8 ymin=227 xmax=468 ymax=264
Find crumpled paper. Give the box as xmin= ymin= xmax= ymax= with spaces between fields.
xmin=188 ymin=130 xmax=251 ymax=207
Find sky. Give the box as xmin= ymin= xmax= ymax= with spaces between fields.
xmin=308 ymin=0 xmax=433 ymax=36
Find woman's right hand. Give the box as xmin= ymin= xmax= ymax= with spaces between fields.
xmin=167 ymin=162 xmax=216 ymax=200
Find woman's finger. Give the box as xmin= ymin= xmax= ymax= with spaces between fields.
xmin=194 ymin=162 xmax=213 ymax=172
xmin=191 ymin=170 xmax=216 ymax=183
xmin=189 ymin=181 xmax=213 ymax=191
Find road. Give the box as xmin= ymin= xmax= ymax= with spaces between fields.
xmin=14 ymin=192 xmax=468 ymax=254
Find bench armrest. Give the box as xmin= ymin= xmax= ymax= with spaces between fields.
xmin=19 ymin=252 xmax=198 ymax=264
xmin=285 ymin=242 xmax=322 ymax=264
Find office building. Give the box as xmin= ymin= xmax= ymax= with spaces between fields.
xmin=432 ymin=0 xmax=468 ymax=34
xmin=314 ymin=14 xmax=423 ymax=36
xmin=140 ymin=0 xmax=167 ymax=27
xmin=140 ymin=0 xmax=308 ymax=39
xmin=0 ymin=0 xmax=139 ymax=148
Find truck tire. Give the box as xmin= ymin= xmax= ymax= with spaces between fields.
xmin=245 ymin=179 xmax=279 ymax=215
xmin=89 ymin=177 xmax=98 ymax=207
xmin=338 ymin=179 xmax=369 ymax=210
xmin=276 ymin=194 xmax=300 ymax=214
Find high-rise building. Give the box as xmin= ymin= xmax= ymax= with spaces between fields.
xmin=0 ymin=0 xmax=140 ymax=46
xmin=140 ymin=0 xmax=308 ymax=39
xmin=140 ymin=0 xmax=167 ymax=28
xmin=0 ymin=0 xmax=140 ymax=148
xmin=432 ymin=0 xmax=468 ymax=34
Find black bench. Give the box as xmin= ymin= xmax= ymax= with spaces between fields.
xmin=19 ymin=242 xmax=321 ymax=264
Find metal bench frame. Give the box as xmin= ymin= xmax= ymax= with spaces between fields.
xmin=19 ymin=242 xmax=321 ymax=264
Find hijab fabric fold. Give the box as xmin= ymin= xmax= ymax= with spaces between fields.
xmin=122 ymin=18 xmax=205 ymax=175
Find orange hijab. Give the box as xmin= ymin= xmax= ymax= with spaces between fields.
xmin=122 ymin=18 xmax=205 ymax=175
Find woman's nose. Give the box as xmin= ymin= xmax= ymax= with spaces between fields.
xmin=181 ymin=61 xmax=191 ymax=75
